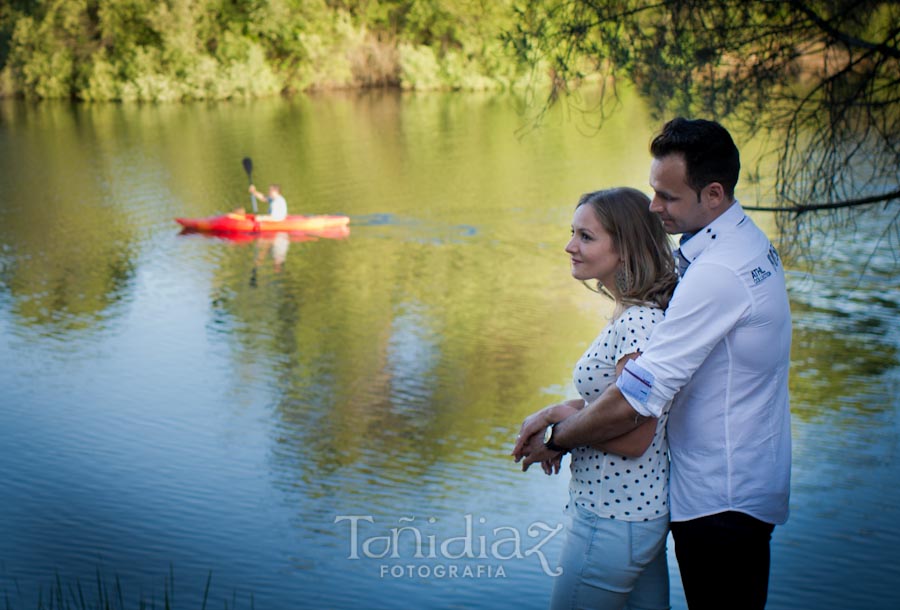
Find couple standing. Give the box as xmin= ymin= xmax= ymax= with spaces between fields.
xmin=513 ymin=118 xmax=792 ymax=610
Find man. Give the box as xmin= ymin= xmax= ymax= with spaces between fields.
xmin=249 ymin=183 xmax=288 ymax=221
xmin=514 ymin=118 xmax=792 ymax=609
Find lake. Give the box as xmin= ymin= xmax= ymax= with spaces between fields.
xmin=0 ymin=90 xmax=898 ymax=609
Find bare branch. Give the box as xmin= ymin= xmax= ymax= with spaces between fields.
xmin=787 ymin=0 xmax=900 ymax=59
xmin=742 ymin=188 xmax=900 ymax=213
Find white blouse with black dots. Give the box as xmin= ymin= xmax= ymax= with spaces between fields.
xmin=567 ymin=304 xmax=671 ymax=522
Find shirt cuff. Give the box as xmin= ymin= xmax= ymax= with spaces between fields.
xmin=616 ymin=359 xmax=667 ymax=418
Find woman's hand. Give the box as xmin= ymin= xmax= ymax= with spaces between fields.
xmin=541 ymin=453 xmax=565 ymax=475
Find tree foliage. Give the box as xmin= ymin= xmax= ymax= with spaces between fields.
xmin=504 ymin=0 xmax=900 ymax=266
xmin=0 ymin=0 xmax=530 ymax=100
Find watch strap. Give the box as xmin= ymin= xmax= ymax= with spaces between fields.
xmin=544 ymin=423 xmax=566 ymax=453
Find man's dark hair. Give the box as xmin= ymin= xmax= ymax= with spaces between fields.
xmin=650 ymin=118 xmax=740 ymax=199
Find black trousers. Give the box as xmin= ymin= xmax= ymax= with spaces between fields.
xmin=670 ymin=511 xmax=775 ymax=610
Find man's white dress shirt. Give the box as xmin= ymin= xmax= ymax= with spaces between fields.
xmin=617 ymin=202 xmax=792 ymax=525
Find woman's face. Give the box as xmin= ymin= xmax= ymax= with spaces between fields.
xmin=565 ymin=204 xmax=621 ymax=289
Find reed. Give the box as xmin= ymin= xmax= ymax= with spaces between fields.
xmin=3 ymin=568 xmax=254 ymax=610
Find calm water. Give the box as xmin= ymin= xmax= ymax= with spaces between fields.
xmin=0 ymin=92 xmax=898 ymax=609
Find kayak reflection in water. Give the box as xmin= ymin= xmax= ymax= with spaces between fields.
xmin=250 ymin=233 xmax=294 ymax=287
xmin=249 ymin=184 xmax=288 ymax=221
xmin=253 ymin=231 xmax=291 ymax=274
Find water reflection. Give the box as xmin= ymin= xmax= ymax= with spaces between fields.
xmin=0 ymin=107 xmax=139 ymax=337
xmin=179 ymin=226 xmax=351 ymax=287
xmin=1 ymin=92 xmax=899 ymax=609
xmin=786 ymin=208 xmax=900 ymax=421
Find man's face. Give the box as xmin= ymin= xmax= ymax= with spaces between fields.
xmin=649 ymin=154 xmax=712 ymax=236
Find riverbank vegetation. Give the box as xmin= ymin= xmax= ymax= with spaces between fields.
xmin=0 ymin=0 xmax=539 ymax=101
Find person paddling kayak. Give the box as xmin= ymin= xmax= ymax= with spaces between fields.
xmin=249 ymin=184 xmax=288 ymax=222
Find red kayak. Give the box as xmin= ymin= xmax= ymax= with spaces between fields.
xmin=175 ymin=213 xmax=350 ymax=234
xmin=180 ymin=224 xmax=350 ymax=242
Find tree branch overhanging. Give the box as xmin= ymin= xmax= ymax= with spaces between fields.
xmin=742 ymin=187 xmax=900 ymax=214
xmin=505 ymin=0 xmax=900 ymax=269
xmin=787 ymin=0 xmax=900 ymax=59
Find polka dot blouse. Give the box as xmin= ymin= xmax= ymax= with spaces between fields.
xmin=567 ymin=304 xmax=671 ymax=522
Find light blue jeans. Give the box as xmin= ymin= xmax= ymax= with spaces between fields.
xmin=549 ymin=505 xmax=670 ymax=610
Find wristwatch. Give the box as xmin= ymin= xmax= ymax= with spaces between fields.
xmin=543 ymin=423 xmax=566 ymax=453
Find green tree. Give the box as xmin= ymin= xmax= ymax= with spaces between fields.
xmin=0 ymin=0 xmax=532 ymax=97
xmin=505 ymin=0 xmax=900 ymax=267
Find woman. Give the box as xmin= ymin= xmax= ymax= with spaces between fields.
xmin=521 ymin=187 xmax=678 ymax=610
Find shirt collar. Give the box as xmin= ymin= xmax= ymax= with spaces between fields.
xmin=678 ymin=200 xmax=746 ymax=263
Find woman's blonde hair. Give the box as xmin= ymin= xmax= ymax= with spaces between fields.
xmin=576 ymin=187 xmax=678 ymax=310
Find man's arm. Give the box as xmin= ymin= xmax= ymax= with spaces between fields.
xmin=513 ymin=351 xmax=652 ymax=465
xmin=555 ymin=385 xmax=646 ymax=447
xmin=549 ymin=263 xmax=752 ymax=456
xmin=249 ymin=185 xmax=267 ymax=204
xmin=513 ymin=384 xmax=646 ymax=470
xmin=510 ymin=398 xmax=583 ymax=459
xmin=591 ymin=352 xmax=655 ymax=457
xmin=515 ymin=262 xmax=754 ymax=471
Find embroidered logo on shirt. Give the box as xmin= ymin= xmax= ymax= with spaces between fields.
xmin=767 ymin=245 xmax=781 ymax=269
xmin=751 ymin=266 xmax=772 ymax=284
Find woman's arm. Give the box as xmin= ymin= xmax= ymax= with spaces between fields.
xmin=591 ymin=417 xmax=656 ymax=457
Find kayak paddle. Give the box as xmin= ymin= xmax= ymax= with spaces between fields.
xmin=242 ymin=157 xmax=257 ymax=214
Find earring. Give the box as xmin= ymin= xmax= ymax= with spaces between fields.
xmin=615 ymin=266 xmax=628 ymax=295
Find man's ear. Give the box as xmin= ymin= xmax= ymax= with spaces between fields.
xmin=703 ymin=182 xmax=726 ymax=209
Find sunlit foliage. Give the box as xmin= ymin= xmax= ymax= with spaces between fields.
xmin=0 ymin=0 xmax=530 ymax=100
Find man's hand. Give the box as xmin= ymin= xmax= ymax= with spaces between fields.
xmin=512 ymin=400 xmax=581 ymax=460
xmin=512 ymin=410 xmax=552 ymax=459
xmin=514 ymin=429 xmax=561 ymax=472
